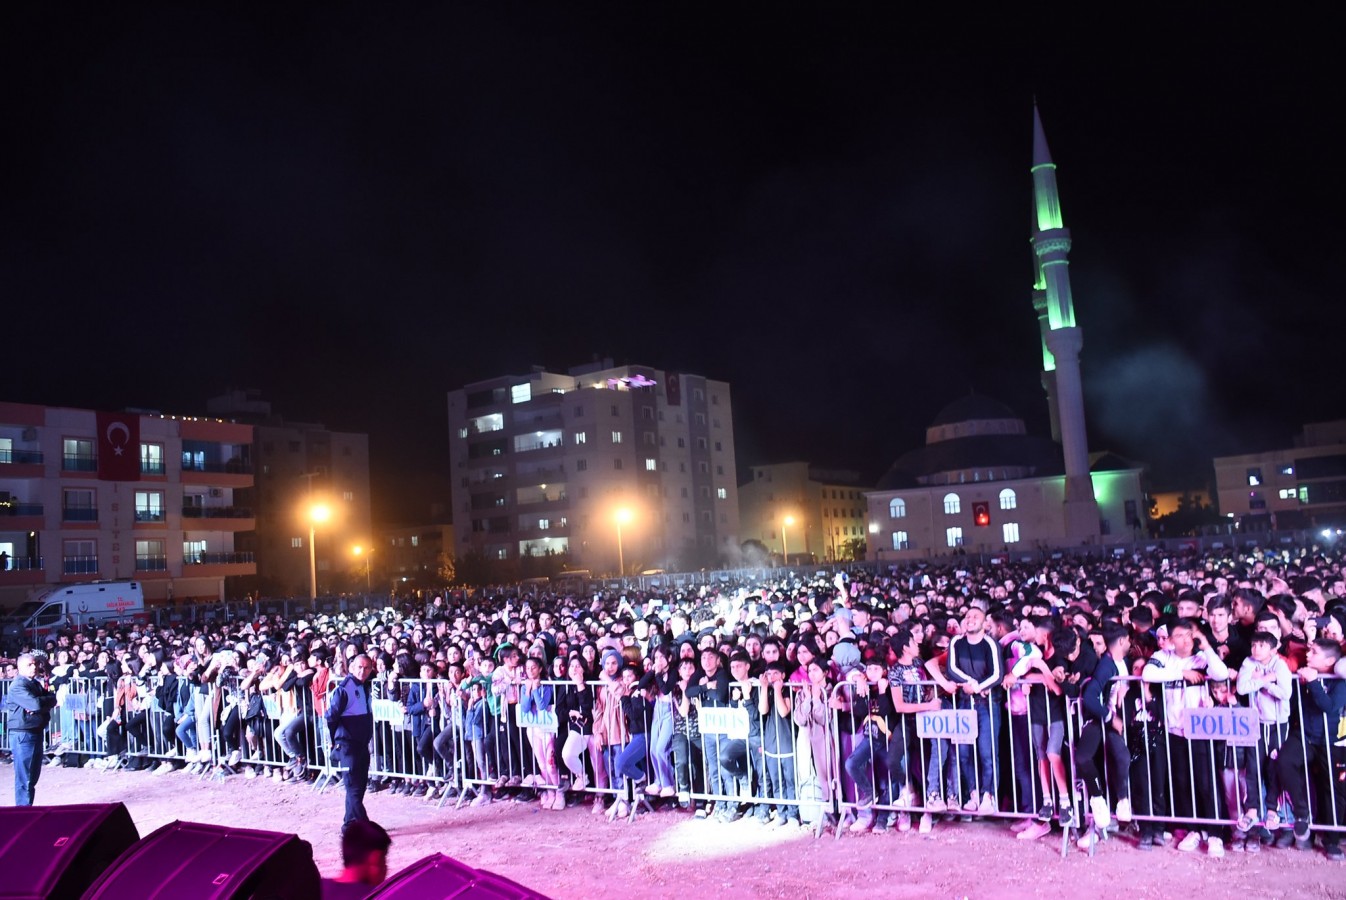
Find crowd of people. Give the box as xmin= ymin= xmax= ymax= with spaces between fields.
xmin=4 ymin=543 xmax=1346 ymax=862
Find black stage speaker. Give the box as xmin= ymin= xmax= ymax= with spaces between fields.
xmin=367 ymin=853 xmax=550 ymax=899
xmin=82 ymin=821 xmax=321 ymax=900
xmin=0 ymin=802 xmax=139 ymax=900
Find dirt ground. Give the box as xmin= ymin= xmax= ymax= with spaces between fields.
xmin=20 ymin=765 xmax=1346 ymax=899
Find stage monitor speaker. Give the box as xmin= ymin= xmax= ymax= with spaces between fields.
xmin=367 ymin=854 xmax=550 ymax=900
xmin=0 ymin=803 xmax=139 ymax=900
xmin=82 ymin=821 xmax=320 ymax=900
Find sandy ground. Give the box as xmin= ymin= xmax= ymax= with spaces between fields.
xmin=16 ymin=764 xmax=1346 ymax=900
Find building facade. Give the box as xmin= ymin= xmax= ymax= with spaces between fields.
xmin=0 ymin=400 xmax=256 ymax=607
xmin=447 ymin=360 xmax=740 ymax=574
xmin=207 ymin=391 xmax=372 ymax=598
xmin=379 ymin=523 xmax=455 ymax=594
xmin=1213 ymin=420 xmax=1346 ymax=531
xmin=738 ymin=462 xmax=868 ymax=563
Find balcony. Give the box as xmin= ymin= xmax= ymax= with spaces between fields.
xmin=135 ymin=556 xmax=169 ymax=573
xmin=62 ymin=508 xmax=98 ymax=523
xmin=183 ymin=550 xmax=257 ymax=578
xmin=180 ymin=459 xmax=253 ymax=487
xmin=188 ymin=551 xmax=256 ymax=565
xmin=1 ymin=502 xmax=43 ymax=517
xmin=141 ymin=460 xmax=166 ymax=476
xmin=62 ymin=556 xmax=99 ymax=576
xmin=134 ymin=510 xmax=167 ymax=523
xmin=182 ymin=506 xmax=254 ymax=519
xmin=0 ymin=448 xmax=43 ymax=465
xmin=0 ymin=556 xmax=46 ymax=585
xmin=62 ymin=455 xmax=98 ymax=472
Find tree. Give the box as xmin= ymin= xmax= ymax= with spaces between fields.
xmin=1154 ymin=493 xmax=1224 ymax=537
xmin=436 ymin=551 xmax=456 ymax=585
xmin=841 ymin=537 xmax=867 ymax=561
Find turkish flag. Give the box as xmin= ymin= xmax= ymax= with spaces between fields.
xmin=666 ymin=373 xmax=681 ymax=407
xmin=96 ymin=411 xmax=141 ymax=482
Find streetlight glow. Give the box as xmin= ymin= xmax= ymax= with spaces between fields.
xmin=782 ymin=514 xmax=795 ymax=566
xmin=615 ymin=507 xmax=633 ymax=577
xmin=307 ymin=502 xmax=332 ymax=601
xmin=352 ymin=544 xmax=373 ymax=592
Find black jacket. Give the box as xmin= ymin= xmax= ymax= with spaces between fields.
xmin=5 ymin=675 xmax=57 ymax=733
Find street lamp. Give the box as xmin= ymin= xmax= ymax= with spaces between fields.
xmin=352 ymin=545 xmax=372 ymax=592
xmin=308 ymin=503 xmax=331 ymax=601
xmin=614 ymin=508 xmax=633 ymax=577
xmin=782 ymin=515 xmax=795 ymax=567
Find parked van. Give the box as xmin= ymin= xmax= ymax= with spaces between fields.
xmin=1 ymin=580 xmax=147 ymax=652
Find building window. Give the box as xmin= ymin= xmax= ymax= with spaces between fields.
xmin=611 ymin=431 xmax=623 ymax=444
xmin=140 ymin=442 xmax=165 ymax=475
xmin=183 ymin=540 xmax=206 ymax=564
xmin=1003 ymin=522 xmax=1020 ymax=543
xmin=695 ymin=413 xmax=706 ymax=426
xmin=999 ymin=488 xmax=1017 ymax=510
xmin=62 ymin=539 xmax=97 ymax=575
xmin=889 ymin=498 xmax=907 ymax=518
xmin=943 ymin=493 xmax=961 ymax=515
xmin=134 ymin=490 xmax=165 ymax=523
xmin=613 ymin=459 xmax=623 ymax=470
xmin=574 ymin=432 xmax=587 ymax=445
xmin=892 ymin=531 xmax=909 ymax=550
xmin=1247 ymin=467 xmax=1262 ymax=486
xmin=576 ymin=460 xmax=587 ymax=472
xmin=946 ymin=526 xmax=963 ymax=547
xmin=1280 ymin=464 xmax=1294 ymax=476
xmin=1279 ymin=488 xmax=1296 ymax=500
xmin=62 ymin=438 xmax=96 ymax=472
xmin=677 ymin=437 xmax=685 ymax=448
xmin=292 ymin=537 xmax=303 ymax=549
xmin=343 ymin=491 xmax=354 ymax=502
xmin=410 ymin=535 xmax=420 ymax=546
xmin=717 ymin=487 xmax=727 ymax=499
xmin=642 ymin=408 xmax=654 ymax=420
xmin=645 ymin=458 xmax=657 ymax=471
xmin=62 ymin=489 xmax=97 ymax=522
xmin=135 ymin=539 xmax=167 ymax=571
xmin=511 ymin=383 xmax=531 ymax=404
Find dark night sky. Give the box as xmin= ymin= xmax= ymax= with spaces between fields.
xmin=5 ymin=7 xmax=1343 ymax=522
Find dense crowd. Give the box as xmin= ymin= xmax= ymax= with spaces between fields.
xmin=4 ymin=544 xmax=1346 ymax=860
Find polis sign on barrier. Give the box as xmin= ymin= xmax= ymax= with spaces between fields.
xmin=1181 ymin=707 xmax=1259 ymax=747
xmin=915 ymin=709 xmax=979 ymax=744
xmin=698 ymin=706 xmax=750 ymax=740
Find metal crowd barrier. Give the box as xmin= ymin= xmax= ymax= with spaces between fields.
xmin=4 ymin=669 xmax=1344 ymax=850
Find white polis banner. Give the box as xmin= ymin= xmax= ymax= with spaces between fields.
xmin=1181 ymin=707 xmax=1259 ymax=747
xmin=915 ymin=709 xmax=979 ymax=744
xmin=698 ymin=706 xmax=750 ymax=740
xmin=516 ymin=706 xmax=559 ymax=733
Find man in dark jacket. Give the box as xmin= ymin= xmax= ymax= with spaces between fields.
xmin=6 ymin=653 xmax=57 ymax=805
xmin=326 ymin=654 xmax=375 ymax=830
xmin=1276 ymin=638 xmax=1346 ymax=859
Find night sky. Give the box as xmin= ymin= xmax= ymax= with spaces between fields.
xmin=6 ymin=8 xmax=1342 ymax=522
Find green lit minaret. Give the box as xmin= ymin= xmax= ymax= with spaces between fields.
xmin=1031 ymin=104 xmax=1100 ymax=542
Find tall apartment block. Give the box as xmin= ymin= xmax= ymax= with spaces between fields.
xmin=0 ymin=400 xmax=256 ymax=607
xmin=447 ymin=360 xmax=740 ymax=574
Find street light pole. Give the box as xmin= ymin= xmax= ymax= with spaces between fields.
xmin=615 ymin=508 xmax=632 ymax=578
xmin=353 ymin=545 xmax=372 ymax=592
xmin=308 ymin=504 xmax=330 ymax=601
xmin=782 ymin=515 xmax=794 ymax=567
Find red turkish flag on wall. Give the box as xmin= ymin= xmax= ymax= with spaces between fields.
xmin=96 ymin=411 xmax=141 ymax=481
xmin=665 ymin=373 xmax=681 ymax=407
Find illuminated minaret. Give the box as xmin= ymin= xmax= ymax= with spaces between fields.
xmin=1031 ymin=104 xmax=1100 ymax=542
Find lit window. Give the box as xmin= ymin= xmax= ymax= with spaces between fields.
xmin=1247 ymin=467 xmax=1262 ymax=486
xmin=1279 ymin=488 xmax=1296 ymax=500
xmin=134 ymin=490 xmax=164 ymax=522
xmin=889 ymin=498 xmax=906 ymax=518
xmin=574 ymin=432 xmax=587 ymax=445
xmin=645 ymin=458 xmax=657 ymax=471
xmin=511 ymin=383 xmax=531 ymax=404
xmin=946 ymin=526 xmax=963 ymax=547
xmin=1003 ymin=522 xmax=1020 ymax=543
xmin=140 ymin=442 xmax=164 ymax=475
xmin=410 ymin=536 xmax=419 ymax=546
xmin=892 ymin=531 xmax=908 ymax=549
xmin=717 ymin=487 xmax=727 ymax=499
xmin=343 ymin=491 xmax=354 ymax=502
xmin=538 ymin=519 xmax=550 ymax=530
xmin=943 ymin=493 xmax=961 ymax=515
xmin=611 ymin=431 xmax=623 ymax=444
xmin=999 ymin=488 xmax=1017 ymax=510
xmin=1280 ymin=464 xmax=1294 ymax=476
xmin=134 ymin=539 xmax=167 ymax=571
xmin=292 ymin=537 xmax=303 ymax=549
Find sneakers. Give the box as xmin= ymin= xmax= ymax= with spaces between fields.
xmin=1017 ymin=820 xmax=1053 ymax=841
xmin=1294 ymin=823 xmax=1312 ymax=851
xmin=153 ymin=760 xmax=175 ymax=775
xmin=226 ymin=749 xmax=243 ymax=768
xmin=1089 ymin=796 xmax=1112 ymax=830
xmin=1245 ymin=835 xmax=1262 ymax=855
xmin=1264 ymin=810 xmax=1281 ymax=830
xmin=1011 ymin=818 xmax=1037 ymax=834
xmin=896 ymin=812 xmax=912 ymax=832
xmin=1114 ymin=798 xmax=1132 ymax=823
xmin=1036 ymin=803 xmax=1054 ymax=823
xmin=1077 ymin=829 xmax=1098 ymax=851
xmin=918 ymin=813 xmax=933 ymax=834
xmin=962 ymin=796 xmax=980 ymax=813
xmin=1137 ymin=832 xmax=1156 ymax=851
xmin=977 ymin=793 xmax=997 ymax=816
xmin=1325 ymin=844 xmax=1344 ymax=861
xmin=925 ymin=792 xmax=946 ymax=813
xmin=659 ymin=786 xmax=677 ymax=798
xmin=471 ymin=790 xmax=492 ymax=807
xmin=1057 ymin=805 xmax=1076 ymax=829
xmin=1176 ymin=831 xmax=1202 ymax=853
xmin=1207 ymin=836 xmax=1224 ymax=858
xmin=850 ymin=809 xmax=874 ymax=833
xmin=894 ymin=787 xmax=914 ymax=809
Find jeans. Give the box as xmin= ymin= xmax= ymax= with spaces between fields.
xmin=671 ymin=733 xmax=702 ymax=796
xmin=175 ymin=715 xmax=199 ymax=754
xmin=335 ymin=738 xmax=370 ymax=827
xmin=760 ymin=746 xmax=798 ymax=820
xmin=12 ymin=731 xmax=41 ymax=806
xmin=648 ymin=700 xmax=677 ymax=790
xmin=845 ymin=730 xmax=891 ymax=806
xmin=954 ymin=699 xmax=1000 ymax=801
xmin=615 ymin=734 xmax=649 ymax=783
